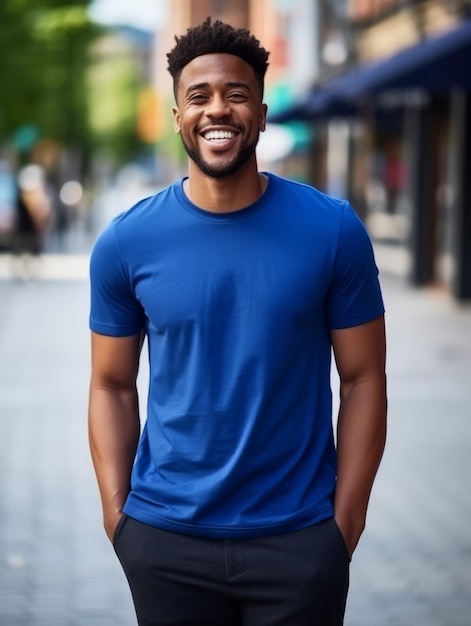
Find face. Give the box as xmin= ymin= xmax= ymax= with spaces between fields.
xmin=173 ymin=53 xmax=267 ymax=179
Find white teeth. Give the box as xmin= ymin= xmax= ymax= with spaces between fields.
xmin=203 ymin=130 xmax=236 ymax=141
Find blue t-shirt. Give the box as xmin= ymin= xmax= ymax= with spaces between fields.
xmin=89 ymin=173 xmax=384 ymax=538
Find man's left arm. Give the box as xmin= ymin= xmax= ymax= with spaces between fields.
xmin=331 ymin=315 xmax=387 ymax=557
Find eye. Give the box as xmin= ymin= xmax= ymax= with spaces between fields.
xmin=188 ymin=93 xmax=208 ymax=103
xmin=228 ymin=92 xmax=247 ymax=102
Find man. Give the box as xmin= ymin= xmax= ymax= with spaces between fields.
xmin=88 ymin=17 xmax=387 ymax=626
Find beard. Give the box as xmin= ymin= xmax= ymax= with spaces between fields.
xmin=179 ymin=133 xmax=259 ymax=179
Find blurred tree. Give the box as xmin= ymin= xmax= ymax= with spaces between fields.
xmin=0 ymin=0 xmax=102 ymax=175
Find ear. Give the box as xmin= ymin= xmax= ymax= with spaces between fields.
xmin=259 ymin=103 xmax=268 ymax=132
xmin=172 ymin=106 xmax=181 ymax=134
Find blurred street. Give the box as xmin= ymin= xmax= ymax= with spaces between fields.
xmin=0 ymin=241 xmax=470 ymax=625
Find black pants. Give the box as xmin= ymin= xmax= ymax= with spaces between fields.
xmin=113 ymin=516 xmax=350 ymax=626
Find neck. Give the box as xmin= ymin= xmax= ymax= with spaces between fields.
xmin=184 ymin=161 xmax=267 ymax=214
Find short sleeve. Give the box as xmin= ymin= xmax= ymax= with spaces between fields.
xmin=326 ymin=202 xmax=385 ymax=329
xmin=89 ymin=222 xmax=145 ymax=337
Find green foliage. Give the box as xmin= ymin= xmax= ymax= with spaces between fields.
xmin=0 ymin=0 xmax=99 ymax=165
xmin=0 ymin=1 xmax=102 ymax=170
xmin=0 ymin=1 xmax=156 ymax=176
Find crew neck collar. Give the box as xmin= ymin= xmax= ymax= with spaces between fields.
xmin=174 ymin=172 xmax=276 ymax=222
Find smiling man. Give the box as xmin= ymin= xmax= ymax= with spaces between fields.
xmin=174 ymin=52 xmax=266 ymax=182
xmin=88 ymin=17 xmax=387 ymax=626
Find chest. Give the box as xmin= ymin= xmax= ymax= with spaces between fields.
xmin=131 ymin=220 xmax=334 ymax=333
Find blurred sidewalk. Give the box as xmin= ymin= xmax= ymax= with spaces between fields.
xmin=0 ymin=253 xmax=89 ymax=281
xmin=0 ymin=252 xmax=470 ymax=625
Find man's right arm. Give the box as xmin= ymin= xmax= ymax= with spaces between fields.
xmin=88 ymin=331 xmax=143 ymax=541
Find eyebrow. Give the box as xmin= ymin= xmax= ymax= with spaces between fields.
xmin=184 ymin=81 xmax=252 ymax=96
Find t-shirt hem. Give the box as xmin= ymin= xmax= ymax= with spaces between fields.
xmin=122 ymin=502 xmax=334 ymax=539
xmin=330 ymin=303 xmax=385 ymax=330
xmin=89 ymin=319 xmax=143 ymax=337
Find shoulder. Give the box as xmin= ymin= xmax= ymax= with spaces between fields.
xmin=267 ymin=173 xmax=349 ymax=217
xmin=264 ymin=174 xmax=359 ymax=248
xmin=112 ymin=182 xmax=177 ymax=229
xmin=92 ymin=182 xmax=178 ymax=253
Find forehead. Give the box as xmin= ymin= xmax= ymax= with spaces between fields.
xmin=178 ymin=53 xmax=259 ymax=93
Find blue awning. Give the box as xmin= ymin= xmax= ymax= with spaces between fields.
xmin=269 ymin=18 xmax=471 ymax=123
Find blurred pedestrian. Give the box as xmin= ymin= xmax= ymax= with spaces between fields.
xmin=11 ymin=164 xmax=52 ymax=278
xmin=384 ymin=150 xmax=405 ymax=215
xmin=0 ymin=159 xmax=17 ymax=250
xmin=88 ymin=18 xmax=387 ymax=626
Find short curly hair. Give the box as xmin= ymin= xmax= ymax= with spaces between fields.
xmin=167 ymin=17 xmax=270 ymax=100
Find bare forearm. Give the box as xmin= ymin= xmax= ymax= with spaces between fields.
xmin=88 ymin=385 xmax=140 ymax=538
xmin=334 ymin=376 xmax=387 ymax=553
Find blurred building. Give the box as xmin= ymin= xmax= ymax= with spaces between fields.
xmin=272 ymin=0 xmax=471 ymax=302
xmin=88 ymin=25 xmax=156 ymax=174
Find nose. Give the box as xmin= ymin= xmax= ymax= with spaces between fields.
xmin=205 ymin=94 xmax=231 ymax=119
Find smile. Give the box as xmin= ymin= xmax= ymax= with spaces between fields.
xmin=203 ymin=130 xmax=237 ymax=142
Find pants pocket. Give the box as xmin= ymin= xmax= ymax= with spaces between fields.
xmin=112 ymin=513 xmax=128 ymax=549
xmin=332 ymin=518 xmax=352 ymax=562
